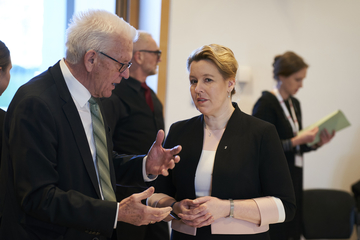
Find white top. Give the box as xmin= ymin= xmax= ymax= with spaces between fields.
xmin=195 ymin=150 xmax=216 ymax=197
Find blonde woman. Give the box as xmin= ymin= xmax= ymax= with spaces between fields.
xmin=148 ymin=44 xmax=296 ymax=240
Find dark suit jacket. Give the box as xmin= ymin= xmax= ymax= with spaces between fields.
xmin=102 ymin=77 xmax=169 ymax=240
xmin=156 ymin=103 xmax=296 ymax=238
xmin=0 ymin=61 xmax=147 ymax=240
xmin=102 ymin=76 xmax=164 ymax=155
xmin=0 ymin=108 xmax=5 ymax=167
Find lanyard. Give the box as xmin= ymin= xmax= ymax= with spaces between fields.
xmin=273 ymin=88 xmax=302 ymax=166
xmin=273 ymin=88 xmax=299 ymax=136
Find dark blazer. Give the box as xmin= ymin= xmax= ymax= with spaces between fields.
xmin=252 ymin=91 xmax=313 ymax=239
xmin=252 ymin=91 xmax=313 ymax=159
xmin=0 ymin=61 xmax=146 ymax=240
xmin=155 ymin=103 xmax=296 ymax=239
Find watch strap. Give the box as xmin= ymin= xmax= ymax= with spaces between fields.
xmin=170 ymin=201 xmax=181 ymax=220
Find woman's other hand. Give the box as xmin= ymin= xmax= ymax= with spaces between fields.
xmin=292 ymin=127 xmax=319 ymax=146
xmin=313 ymin=128 xmax=335 ymax=148
xmin=178 ymin=196 xmax=228 ymax=228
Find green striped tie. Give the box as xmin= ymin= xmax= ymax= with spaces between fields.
xmin=89 ymin=97 xmax=116 ymax=201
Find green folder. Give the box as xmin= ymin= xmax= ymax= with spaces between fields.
xmin=298 ymin=110 xmax=351 ymax=146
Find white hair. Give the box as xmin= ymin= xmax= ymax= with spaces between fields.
xmin=65 ymin=9 xmax=138 ymax=64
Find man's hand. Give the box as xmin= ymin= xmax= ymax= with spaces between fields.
xmin=117 ymin=187 xmax=171 ymax=225
xmin=146 ymin=130 xmax=182 ymax=176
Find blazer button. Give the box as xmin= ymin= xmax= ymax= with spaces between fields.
xmin=92 ymin=237 xmax=99 ymax=240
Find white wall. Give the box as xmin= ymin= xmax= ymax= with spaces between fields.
xmin=138 ymin=0 xmax=162 ymax=92
xmin=165 ymin=0 xmax=360 ymax=196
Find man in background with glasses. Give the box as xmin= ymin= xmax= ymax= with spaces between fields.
xmin=102 ymin=31 xmax=169 ymax=240
xmin=0 ymin=11 xmax=181 ymax=240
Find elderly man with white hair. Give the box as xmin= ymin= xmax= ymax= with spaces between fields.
xmin=0 ymin=10 xmax=181 ymax=240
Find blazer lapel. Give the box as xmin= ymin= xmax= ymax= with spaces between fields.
xmin=179 ymin=116 xmax=204 ymax=200
xmin=212 ymin=104 xmax=242 ymax=198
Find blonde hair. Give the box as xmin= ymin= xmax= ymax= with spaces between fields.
xmin=187 ymin=44 xmax=238 ymax=95
xmin=65 ymin=9 xmax=138 ymax=64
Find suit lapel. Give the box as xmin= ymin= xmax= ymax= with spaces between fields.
xmin=50 ymin=62 xmax=102 ymax=198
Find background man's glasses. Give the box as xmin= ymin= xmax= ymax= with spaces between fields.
xmin=139 ymin=50 xmax=162 ymax=59
xmin=99 ymin=51 xmax=132 ymax=73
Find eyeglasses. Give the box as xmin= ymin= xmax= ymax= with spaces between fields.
xmin=99 ymin=51 xmax=132 ymax=73
xmin=138 ymin=50 xmax=162 ymax=59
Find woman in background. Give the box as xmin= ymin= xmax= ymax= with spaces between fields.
xmin=148 ymin=44 xmax=296 ymax=240
xmin=0 ymin=40 xmax=12 ymax=163
xmin=252 ymin=51 xmax=334 ymax=240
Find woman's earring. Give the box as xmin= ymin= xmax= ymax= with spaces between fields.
xmin=228 ymin=91 xmax=231 ymax=98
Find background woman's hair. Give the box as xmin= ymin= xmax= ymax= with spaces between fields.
xmin=273 ymin=51 xmax=308 ymax=81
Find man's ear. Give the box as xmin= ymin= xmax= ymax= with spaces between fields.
xmin=84 ymin=50 xmax=97 ymax=72
xmin=133 ymin=51 xmax=142 ymax=65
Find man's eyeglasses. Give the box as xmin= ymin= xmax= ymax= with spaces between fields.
xmin=138 ymin=50 xmax=162 ymax=59
xmin=99 ymin=51 xmax=132 ymax=73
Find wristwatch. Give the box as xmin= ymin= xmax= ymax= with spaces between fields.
xmin=170 ymin=202 xmax=181 ymax=220
xmin=229 ymin=199 xmax=234 ymax=218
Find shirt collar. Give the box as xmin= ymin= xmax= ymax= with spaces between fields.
xmin=60 ymin=58 xmax=91 ymax=107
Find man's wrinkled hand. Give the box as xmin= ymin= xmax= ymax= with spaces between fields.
xmin=146 ymin=130 xmax=181 ymax=176
xmin=117 ymin=187 xmax=171 ymax=225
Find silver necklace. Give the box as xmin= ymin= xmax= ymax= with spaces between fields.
xmin=204 ymin=124 xmax=212 ymax=137
xmin=207 ymin=128 xmax=212 ymax=137
xmin=205 ymin=125 xmax=225 ymax=137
